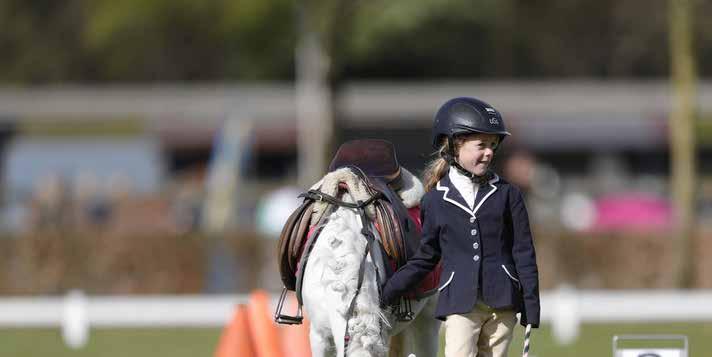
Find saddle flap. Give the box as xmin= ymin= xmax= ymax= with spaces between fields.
xmin=368 ymin=178 xmax=420 ymax=268
xmin=278 ymin=199 xmax=313 ymax=290
xmin=289 ymin=201 xmax=314 ymax=271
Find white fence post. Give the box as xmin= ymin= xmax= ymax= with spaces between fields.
xmin=551 ymin=285 xmax=580 ymax=345
xmin=62 ymin=290 xmax=89 ymax=349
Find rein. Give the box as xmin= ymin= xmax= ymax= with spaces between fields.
xmin=299 ymin=189 xmax=383 ymax=209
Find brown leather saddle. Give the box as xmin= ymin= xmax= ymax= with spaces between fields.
xmin=278 ymin=166 xmax=419 ymax=290
xmin=277 ymin=140 xmax=419 ymax=287
xmin=275 ymin=140 xmax=422 ymax=324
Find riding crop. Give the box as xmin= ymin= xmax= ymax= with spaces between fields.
xmin=522 ymin=324 xmax=532 ymax=357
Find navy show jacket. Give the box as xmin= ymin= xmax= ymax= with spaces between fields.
xmin=382 ymin=172 xmax=540 ymax=327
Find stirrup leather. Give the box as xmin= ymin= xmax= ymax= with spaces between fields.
xmin=274 ymin=287 xmax=304 ymax=325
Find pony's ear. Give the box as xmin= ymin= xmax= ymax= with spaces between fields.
xmin=398 ymin=168 xmax=424 ymax=208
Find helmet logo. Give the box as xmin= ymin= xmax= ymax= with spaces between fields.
xmin=485 ymin=108 xmax=500 ymax=125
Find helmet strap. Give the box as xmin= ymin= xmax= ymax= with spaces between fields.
xmin=441 ymin=146 xmax=493 ymax=185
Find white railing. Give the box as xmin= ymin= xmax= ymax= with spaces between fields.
xmin=0 ymin=292 xmax=247 ymax=328
xmin=542 ymin=286 xmax=712 ymax=344
xmin=1 ymin=287 xmax=712 ymax=348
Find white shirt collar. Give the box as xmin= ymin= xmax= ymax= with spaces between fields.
xmin=448 ymin=166 xmax=479 ymax=210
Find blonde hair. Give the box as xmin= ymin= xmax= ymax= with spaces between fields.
xmin=423 ymin=136 xmax=466 ymax=192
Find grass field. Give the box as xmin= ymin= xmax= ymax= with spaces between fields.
xmin=2 ymin=323 xmax=711 ymax=356
xmin=504 ymin=322 xmax=712 ymax=357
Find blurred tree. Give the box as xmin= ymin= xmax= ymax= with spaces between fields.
xmin=345 ymin=0 xmax=503 ymax=78
xmin=0 ymin=0 xmax=296 ymax=82
xmin=343 ymin=0 xmax=678 ymax=78
xmin=83 ymin=0 xmax=228 ymax=80
xmin=668 ymin=0 xmax=697 ymax=288
xmin=0 ymin=0 xmax=92 ymax=83
xmin=83 ymin=0 xmax=295 ymax=80
xmin=696 ymin=1 xmax=712 ymax=78
xmin=0 ymin=0 xmax=711 ymax=82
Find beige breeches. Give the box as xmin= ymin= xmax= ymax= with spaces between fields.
xmin=443 ymin=304 xmax=517 ymax=357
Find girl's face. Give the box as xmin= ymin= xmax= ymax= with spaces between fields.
xmin=455 ymin=133 xmax=499 ymax=176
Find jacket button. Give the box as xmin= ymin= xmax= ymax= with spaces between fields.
xmin=471 ymin=229 xmax=477 ymax=236
xmin=473 ymin=255 xmax=480 ymax=261
xmin=473 ymin=242 xmax=479 ymax=250
xmin=470 ymin=217 xmax=475 ymax=223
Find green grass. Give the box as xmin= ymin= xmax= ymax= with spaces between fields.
xmin=1 ymin=323 xmax=711 ymax=356
xmin=0 ymin=328 xmax=222 ymax=357
xmin=504 ymin=322 xmax=712 ymax=357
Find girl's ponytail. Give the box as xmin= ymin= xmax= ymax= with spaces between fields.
xmin=423 ymin=140 xmax=451 ymax=192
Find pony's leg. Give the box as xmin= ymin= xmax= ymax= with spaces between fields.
xmin=309 ymin=327 xmax=332 ymax=357
xmin=330 ymin=316 xmax=348 ymax=357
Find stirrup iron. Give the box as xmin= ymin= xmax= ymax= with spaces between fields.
xmin=274 ymin=287 xmax=304 ymax=325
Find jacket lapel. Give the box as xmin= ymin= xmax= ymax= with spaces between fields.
xmin=436 ymin=175 xmax=475 ymax=217
xmin=436 ymin=173 xmax=501 ymax=217
xmin=472 ymin=174 xmax=499 ymax=216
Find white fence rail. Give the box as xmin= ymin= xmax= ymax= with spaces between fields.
xmin=1 ymin=288 xmax=712 ymax=347
xmin=0 ymin=292 xmax=248 ymax=328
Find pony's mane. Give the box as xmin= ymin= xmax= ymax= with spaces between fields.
xmin=302 ymin=166 xmax=434 ymax=356
xmin=308 ymin=201 xmax=390 ymax=355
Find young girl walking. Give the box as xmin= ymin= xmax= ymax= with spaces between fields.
xmin=381 ymin=97 xmax=540 ymax=357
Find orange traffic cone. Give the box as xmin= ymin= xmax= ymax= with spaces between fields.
xmin=279 ymin=294 xmax=311 ymax=357
xmin=214 ymin=304 xmax=256 ymax=357
xmin=247 ymin=290 xmax=282 ymax=357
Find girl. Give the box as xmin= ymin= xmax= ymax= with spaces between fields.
xmin=381 ymin=97 xmax=540 ymax=357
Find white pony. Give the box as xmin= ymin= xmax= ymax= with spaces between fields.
xmin=302 ymin=167 xmax=441 ymax=357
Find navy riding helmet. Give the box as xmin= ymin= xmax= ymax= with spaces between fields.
xmin=431 ymin=97 xmax=511 ymax=180
xmin=431 ymin=96 xmax=511 ymax=150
